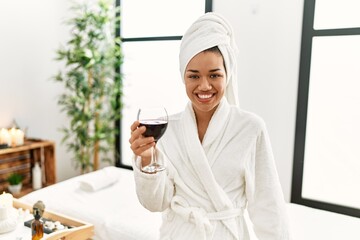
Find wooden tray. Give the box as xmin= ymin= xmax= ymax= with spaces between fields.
xmin=13 ymin=198 xmax=94 ymax=240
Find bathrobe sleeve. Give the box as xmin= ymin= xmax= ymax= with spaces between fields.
xmin=132 ymin=150 xmax=175 ymax=212
xmin=244 ymin=122 xmax=292 ymax=239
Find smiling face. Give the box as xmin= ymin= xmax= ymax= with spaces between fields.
xmin=184 ymin=49 xmax=227 ymax=120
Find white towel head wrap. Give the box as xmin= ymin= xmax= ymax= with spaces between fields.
xmin=179 ymin=12 xmax=239 ymax=106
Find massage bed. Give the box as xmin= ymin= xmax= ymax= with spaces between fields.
xmin=19 ymin=166 xmax=360 ymax=240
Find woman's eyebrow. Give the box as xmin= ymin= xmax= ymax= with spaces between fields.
xmin=186 ymin=69 xmax=199 ymax=73
xmin=209 ymin=68 xmax=222 ymax=72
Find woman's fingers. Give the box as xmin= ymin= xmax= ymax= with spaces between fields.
xmin=130 ymin=121 xmax=140 ymax=133
xmin=129 ymin=126 xmax=145 ymax=144
xmin=131 ymin=139 xmax=155 ymax=156
xmin=129 ymin=121 xmax=155 ymax=156
xmin=129 ymin=121 xmax=143 ymax=143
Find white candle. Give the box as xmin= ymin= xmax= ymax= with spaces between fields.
xmin=0 ymin=128 xmax=5 ymax=144
xmin=0 ymin=128 xmax=11 ymax=146
xmin=0 ymin=192 xmax=13 ymax=221
xmin=0 ymin=192 xmax=13 ymax=208
xmin=8 ymin=128 xmax=24 ymax=147
xmin=0 ymin=206 xmax=9 ymax=220
xmin=9 ymin=128 xmax=16 ymax=147
xmin=15 ymin=129 xmax=24 ymax=146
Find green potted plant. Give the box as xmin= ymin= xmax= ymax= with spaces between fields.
xmin=7 ymin=172 xmax=23 ymax=194
xmin=53 ymin=0 xmax=122 ymax=173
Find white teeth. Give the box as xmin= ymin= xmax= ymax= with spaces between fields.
xmin=197 ymin=94 xmax=213 ymax=99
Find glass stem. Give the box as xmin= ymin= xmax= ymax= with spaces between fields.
xmin=151 ymin=143 xmax=157 ymax=165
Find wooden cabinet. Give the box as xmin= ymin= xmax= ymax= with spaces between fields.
xmin=0 ymin=139 xmax=56 ymax=196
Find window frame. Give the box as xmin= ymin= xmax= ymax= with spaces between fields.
xmin=291 ymin=0 xmax=360 ymax=218
xmin=114 ymin=0 xmax=213 ymax=170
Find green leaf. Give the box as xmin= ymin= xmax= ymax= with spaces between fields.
xmin=53 ymin=0 xmax=123 ymax=172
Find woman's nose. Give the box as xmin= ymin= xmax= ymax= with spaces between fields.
xmin=198 ymin=77 xmax=212 ymax=91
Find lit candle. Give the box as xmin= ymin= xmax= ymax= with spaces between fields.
xmin=15 ymin=129 xmax=24 ymax=146
xmin=0 ymin=192 xmax=13 ymax=220
xmin=9 ymin=128 xmax=17 ymax=147
xmin=0 ymin=192 xmax=13 ymax=208
xmin=0 ymin=128 xmax=11 ymax=147
xmin=9 ymin=128 xmax=24 ymax=147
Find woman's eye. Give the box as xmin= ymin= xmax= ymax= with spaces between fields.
xmin=187 ymin=75 xmax=199 ymax=79
xmin=210 ymin=74 xmax=222 ymax=79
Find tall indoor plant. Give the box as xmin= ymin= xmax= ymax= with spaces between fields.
xmin=54 ymin=0 xmax=122 ymax=173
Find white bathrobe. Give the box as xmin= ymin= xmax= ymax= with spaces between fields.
xmin=133 ymin=99 xmax=291 ymax=240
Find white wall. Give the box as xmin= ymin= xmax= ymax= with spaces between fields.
xmin=0 ymin=0 xmax=77 ymax=181
xmin=214 ymin=0 xmax=304 ymax=201
xmin=0 ymin=0 xmax=304 ymax=201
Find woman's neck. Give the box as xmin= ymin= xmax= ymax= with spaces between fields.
xmin=193 ymin=107 xmax=217 ymax=143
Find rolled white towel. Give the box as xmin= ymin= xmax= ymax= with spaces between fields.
xmin=79 ymin=167 xmax=120 ymax=192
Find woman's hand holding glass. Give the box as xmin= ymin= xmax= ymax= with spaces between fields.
xmin=129 ymin=121 xmax=155 ymax=167
xmin=129 ymin=107 xmax=168 ymax=173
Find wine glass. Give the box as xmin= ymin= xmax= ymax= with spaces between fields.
xmin=137 ymin=107 xmax=168 ymax=173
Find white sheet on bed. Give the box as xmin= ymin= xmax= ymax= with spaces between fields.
xmin=20 ymin=167 xmax=162 ymax=240
xmin=20 ymin=167 xmax=360 ymax=240
xmin=287 ymin=203 xmax=360 ymax=240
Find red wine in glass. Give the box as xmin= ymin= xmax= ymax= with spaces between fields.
xmin=139 ymin=120 xmax=168 ymax=142
xmin=137 ymin=107 xmax=168 ymax=173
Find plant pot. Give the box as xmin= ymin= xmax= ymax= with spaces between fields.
xmin=8 ymin=183 xmax=22 ymax=194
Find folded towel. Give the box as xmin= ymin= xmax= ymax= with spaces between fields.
xmin=79 ymin=167 xmax=120 ymax=192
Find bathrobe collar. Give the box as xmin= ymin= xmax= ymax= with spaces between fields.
xmin=181 ymin=97 xmax=239 ymax=238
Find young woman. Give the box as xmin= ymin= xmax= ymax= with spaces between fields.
xmin=129 ymin=12 xmax=291 ymax=240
